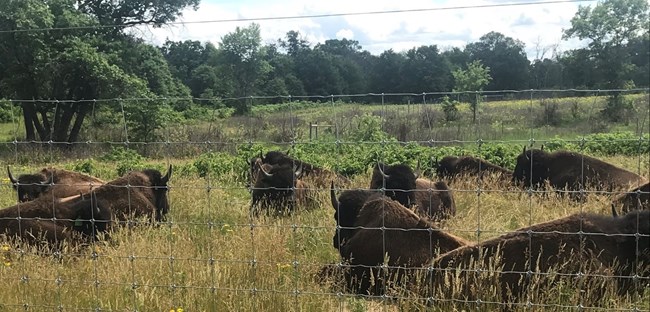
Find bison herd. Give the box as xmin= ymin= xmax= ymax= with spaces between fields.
xmin=1 ymin=146 xmax=648 ymax=307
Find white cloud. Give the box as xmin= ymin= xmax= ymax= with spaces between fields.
xmin=136 ymin=0 xmax=589 ymax=59
xmin=335 ymin=29 xmax=354 ymax=39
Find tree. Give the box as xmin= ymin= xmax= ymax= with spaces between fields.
xmin=452 ymin=60 xmax=492 ymax=123
xmin=400 ymin=45 xmax=453 ymax=92
xmin=370 ymin=49 xmax=407 ymax=93
xmin=563 ymin=0 xmax=649 ymax=88
xmin=465 ymin=32 xmax=530 ymax=91
xmin=0 ymin=0 xmax=197 ymax=143
xmin=563 ymin=0 xmax=649 ymax=121
xmin=219 ymin=23 xmax=271 ymax=114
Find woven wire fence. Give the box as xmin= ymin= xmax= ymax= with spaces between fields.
xmin=0 ymin=88 xmax=649 ymax=311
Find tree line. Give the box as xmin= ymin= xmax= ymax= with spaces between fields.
xmin=0 ymin=0 xmax=647 ymax=143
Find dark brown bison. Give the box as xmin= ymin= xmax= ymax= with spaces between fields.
xmin=422 ymin=210 xmax=650 ymax=306
xmin=0 ymin=192 xmax=111 ymax=246
xmin=338 ymin=195 xmax=470 ymax=295
xmin=7 ymin=166 xmax=105 ymax=202
xmin=94 ymin=166 xmax=172 ymax=222
xmin=370 ymin=163 xmax=455 ymax=221
xmin=612 ymin=182 xmax=650 ymax=213
xmin=255 ymin=150 xmax=349 ymax=187
xmin=330 ymin=182 xmax=378 ymax=250
xmin=436 ymin=156 xmax=513 ymax=180
xmin=512 ymin=147 xmax=647 ymax=197
xmin=250 ymin=161 xmax=312 ymax=216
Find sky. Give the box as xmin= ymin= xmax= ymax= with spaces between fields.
xmin=135 ymin=0 xmax=596 ymax=60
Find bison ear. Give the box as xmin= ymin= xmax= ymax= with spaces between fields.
xmin=7 ymin=166 xmax=17 ymax=184
xmin=611 ymin=203 xmax=618 ymax=218
xmin=162 ymin=165 xmax=172 ymax=184
xmin=540 ymin=144 xmax=545 ymax=151
xmin=259 ymin=150 xmax=264 ymax=162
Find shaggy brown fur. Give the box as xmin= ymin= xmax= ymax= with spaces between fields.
xmin=422 ymin=210 xmax=650 ymax=305
xmin=339 ymin=195 xmax=470 ymax=295
xmin=250 ymin=161 xmax=313 ymax=216
xmin=92 ymin=167 xmax=172 ymax=222
xmin=512 ymin=148 xmax=647 ymax=196
xmin=436 ymin=156 xmax=513 ymax=180
xmin=414 ymin=178 xmax=456 ymax=221
xmin=369 ymin=163 xmax=418 ymax=209
xmin=8 ymin=166 xmax=105 ymax=202
xmin=612 ymin=182 xmax=649 ymax=213
xmin=0 ymin=192 xmax=111 ymax=246
xmin=329 ymin=183 xmax=377 ymax=250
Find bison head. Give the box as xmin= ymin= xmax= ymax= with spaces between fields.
xmin=330 ymin=182 xmax=376 ymax=250
xmin=369 ymin=162 xmax=418 ymax=208
xmin=251 ymin=160 xmax=303 ymax=215
xmin=141 ymin=165 xmax=172 ymax=222
xmin=7 ymin=166 xmax=53 ymax=202
xmin=512 ymin=147 xmax=550 ymax=188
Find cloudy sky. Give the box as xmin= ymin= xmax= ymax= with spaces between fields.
xmin=136 ymin=0 xmax=595 ymax=59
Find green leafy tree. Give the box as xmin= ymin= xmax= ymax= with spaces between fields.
xmin=452 ymin=60 xmax=492 ymax=123
xmin=465 ymin=32 xmax=530 ymax=91
xmin=219 ymin=23 xmax=271 ymax=114
xmin=400 ymin=45 xmax=453 ymax=92
xmin=563 ymin=0 xmax=649 ymax=121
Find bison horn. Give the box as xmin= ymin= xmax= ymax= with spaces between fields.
xmin=330 ymin=181 xmax=339 ymax=211
xmin=377 ymin=163 xmax=389 ymax=179
xmin=6 ymin=166 xmax=17 ymax=184
xmin=540 ymin=144 xmax=545 ymax=151
xmin=162 ymin=164 xmax=172 ymax=184
xmin=611 ymin=203 xmax=618 ymax=218
xmin=259 ymin=150 xmax=264 ymax=162
xmin=294 ymin=162 xmax=303 ymax=178
xmin=414 ymin=159 xmax=421 ymax=179
xmin=260 ymin=164 xmax=273 ymax=177
xmin=45 ymin=173 xmax=54 ymax=185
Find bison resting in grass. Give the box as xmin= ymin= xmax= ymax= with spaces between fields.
xmin=370 ymin=162 xmax=456 ymax=221
xmin=329 ymin=182 xmax=377 ymax=251
xmin=512 ymin=147 xmax=647 ymax=198
xmin=336 ymin=195 xmax=469 ymax=295
xmin=250 ymin=160 xmax=313 ymax=216
xmin=436 ymin=155 xmax=513 ymax=180
xmin=612 ymin=182 xmax=650 ymax=214
xmin=251 ymin=150 xmax=349 ymax=187
xmin=7 ymin=166 xmax=105 ymax=202
xmin=0 ymin=192 xmax=111 ymax=246
xmin=422 ymin=210 xmax=650 ymax=307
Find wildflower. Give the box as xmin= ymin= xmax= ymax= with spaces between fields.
xmin=3 ymin=260 xmax=11 ymax=267
xmin=1 ymin=244 xmax=10 ymax=252
xmin=177 ymin=309 xmax=184 ymax=312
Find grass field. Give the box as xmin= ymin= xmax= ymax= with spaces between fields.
xmin=0 ymin=94 xmax=649 ymax=311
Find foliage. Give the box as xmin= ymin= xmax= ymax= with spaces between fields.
xmin=452 ymin=60 xmax=492 ymax=122
xmin=441 ymin=96 xmax=460 ymax=122
xmin=193 ymin=151 xmax=246 ymax=182
xmin=99 ymin=146 xmax=146 ymax=176
xmin=465 ymin=32 xmax=530 ymax=91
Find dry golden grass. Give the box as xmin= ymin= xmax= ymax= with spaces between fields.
xmin=0 ymin=158 xmax=648 ymax=311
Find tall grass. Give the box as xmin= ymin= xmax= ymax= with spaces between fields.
xmin=0 ymin=159 xmax=648 ymax=311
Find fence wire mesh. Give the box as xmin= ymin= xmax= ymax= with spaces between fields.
xmin=0 ymin=89 xmax=649 ymax=311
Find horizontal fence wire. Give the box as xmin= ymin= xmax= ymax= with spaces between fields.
xmin=0 ymin=88 xmax=649 ymax=311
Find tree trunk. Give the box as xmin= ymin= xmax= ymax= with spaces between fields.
xmin=22 ymin=103 xmax=36 ymax=141
xmin=68 ymin=106 xmax=89 ymax=143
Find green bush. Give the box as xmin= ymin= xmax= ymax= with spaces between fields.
xmin=100 ymin=146 xmax=146 ymax=176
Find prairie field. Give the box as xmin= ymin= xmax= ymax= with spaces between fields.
xmin=0 ymin=95 xmax=649 ymax=311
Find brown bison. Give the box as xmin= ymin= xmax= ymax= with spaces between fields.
xmin=91 ymin=166 xmax=172 ymax=222
xmin=436 ymin=155 xmax=513 ymax=180
xmin=250 ymin=161 xmax=312 ymax=216
xmin=612 ymin=182 xmax=650 ymax=213
xmin=7 ymin=166 xmax=105 ymax=202
xmin=512 ymin=147 xmax=647 ymax=197
xmin=329 ymin=182 xmax=377 ymax=251
xmin=253 ymin=150 xmax=349 ymax=187
xmin=0 ymin=192 xmax=111 ymax=246
xmin=422 ymin=210 xmax=650 ymax=306
xmin=370 ymin=163 xmax=455 ymax=221
xmin=338 ymin=195 xmax=470 ymax=295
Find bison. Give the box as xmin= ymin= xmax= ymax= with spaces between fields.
xmin=337 ymin=195 xmax=470 ymax=295
xmin=512 ymin=147 xmax=647 ymax=198
xmin=435 ymin=155 xmax=513 ymax=180
xmin=329 ymin=182 xmax=377 ymax=251
xmin=370 ymin=162 xmax=455 ymax=221
xmin=0 ymin=192 xmax=112 ymax=246
xmin=612 ymin=181 xmax=650 ymax=213
xmin=251 ymin=150 xmax=349 ymax=188
xmin=250 ymin=161 xmax=313 ymax=216
xmin=94 ymin=166 xmax=172 ymax=223
xmin=7 ymin=166 xmax=105 ymax=202
xmin=422 ymin=210 xmax=650 ymax=306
